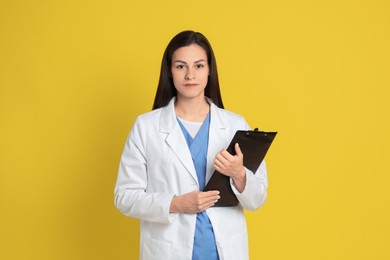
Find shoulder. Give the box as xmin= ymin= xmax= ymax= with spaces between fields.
xmin=135 ymin=97 xmax=176 ymax=126
xmin=126 ymin=109 xmax=162 ymax=138
xmin=211 ymin=103 xmax=245 ymax=120
xmin=218 ymin=106 xmax=245 ymax=121
xmin=126 ymin=108 xmax=163 ymax=146
xmin=211 ymin=103 xmax=250 ymax=130
xmin=136 ymin=108 xmax=162 ymax=122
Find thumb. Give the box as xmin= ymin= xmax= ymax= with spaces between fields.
xmin=235 ymin=143 xmax=243 ymax=158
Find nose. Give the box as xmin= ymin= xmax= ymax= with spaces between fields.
xmin=185 ymin=68 xmax=195 ymax=80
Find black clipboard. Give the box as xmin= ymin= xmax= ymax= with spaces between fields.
xmin=204 ymin=129 xmax=277 ymax=207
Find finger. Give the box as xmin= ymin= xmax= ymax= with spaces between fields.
xmin=202 ymin=194 xmax=220 ymax=207
xmin=197 ymin=201 xmax=214 ymax=212
xmin=219 ymin=149 xmax=234 ymax=160
xmin=234 ymin=143 xmax=243 ymax=158
xmin=205 ymin=200 xmax=218 ymax=209
xmin=195 ymin=198 xmax=218 ymax=212
xmin=202 ymin=190 xmax=220 ymax=197
xmin=214 ymin=158 xmax=224 ymax=169
xmin=215 ymin=152 xmax=229 ymax=165
xmin=214 ymin=161 xmax=228 ymax=175
xmin=200 ymin=191 xmax=220 ymax=201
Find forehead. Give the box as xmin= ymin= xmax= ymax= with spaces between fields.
xmin=172 ymin=44 xmax=208 ymax=62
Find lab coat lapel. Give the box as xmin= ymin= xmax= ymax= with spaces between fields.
xmin=206 ymin=102 xmax=227 ymax=183
xmin=160 ymin=98 xmax=198 ymax=184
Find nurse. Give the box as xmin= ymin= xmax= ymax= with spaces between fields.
xmin=114 ymin=30 xmax=268 ymax=260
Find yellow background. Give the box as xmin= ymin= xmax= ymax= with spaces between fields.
xmin=1 ymin=0 xmax=389 ymax=259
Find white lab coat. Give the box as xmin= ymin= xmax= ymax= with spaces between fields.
xmin=114 ymin=97 xmax=268 ymax=260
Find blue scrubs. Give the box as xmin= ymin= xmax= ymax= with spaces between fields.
xmin=177 ymin=113 xmax=219 ymax=260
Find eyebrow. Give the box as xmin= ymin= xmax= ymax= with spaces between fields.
xmin=172 ymin=59 xmax=207 ymax=64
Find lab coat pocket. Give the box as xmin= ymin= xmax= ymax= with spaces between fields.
xmin=226 ymin=229 xmax=248 ymax=260
xmin=140 ymin=235 xmax=172 ymax=260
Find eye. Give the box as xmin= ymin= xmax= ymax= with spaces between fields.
xmin=195 ymin=64 xmax=205 ymax=69
xmin=175 ymin=64 xmax=186 ymax=69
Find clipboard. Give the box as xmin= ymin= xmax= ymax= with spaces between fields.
xmin=204 ymin=129 xmax=277 ymax=207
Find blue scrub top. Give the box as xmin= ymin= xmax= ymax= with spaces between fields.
xmin=177 ymin=112 xmax=219 ymax=260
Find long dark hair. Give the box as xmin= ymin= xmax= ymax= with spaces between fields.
xmin=152 ymin=30 xmax=224 ymax=109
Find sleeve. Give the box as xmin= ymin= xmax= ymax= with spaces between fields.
xmin=231 ymin=161 xmax=268 ymax=210
xmin=113 ymin=117 xmax=178 ymax=224
xmin=229 ymin=118 xmax=269 ymax=210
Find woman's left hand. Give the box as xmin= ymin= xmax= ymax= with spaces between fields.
xmin=214 ymin=143 xmax=246 ymax=192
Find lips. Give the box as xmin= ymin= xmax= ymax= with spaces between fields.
xmin=184 ymin=83 xmax=198 ymax=87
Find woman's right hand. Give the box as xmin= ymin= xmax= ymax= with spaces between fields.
xmin=169 ymin=190 xmax=220 ymax=214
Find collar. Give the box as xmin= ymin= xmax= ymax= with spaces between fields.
xmin=159 ymin=97 xmax=226 ymax=133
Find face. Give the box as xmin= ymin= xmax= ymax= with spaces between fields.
xmin=171 ymin=44 xmax=209 ymax=101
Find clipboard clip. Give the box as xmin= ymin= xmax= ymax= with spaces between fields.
xmin=253 ymin=127 xmax=267 ymax=136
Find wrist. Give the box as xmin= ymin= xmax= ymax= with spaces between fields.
xmin=235 ymin=167 xmax=246 ymax=181
xmin=170 ymin=195 xmax=180 ymax=213
xmin=232 ymin=167 xmax=246 ymax=192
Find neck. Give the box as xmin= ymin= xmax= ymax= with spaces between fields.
xmin=175 ymin=97 xmax=210 ymax=122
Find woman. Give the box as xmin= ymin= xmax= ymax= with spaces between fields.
xmin=114 ymin=30 xmax=268 ymax=260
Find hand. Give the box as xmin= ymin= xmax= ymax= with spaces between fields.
xmin=170 ymin=190 xmax=220 ymax=214
xmin=214 ymin=143 xmax=246 ymax=192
